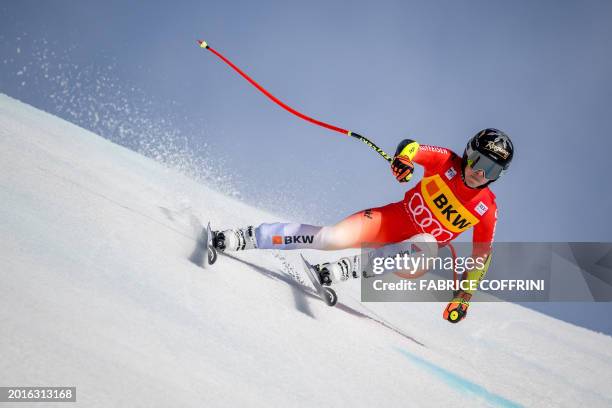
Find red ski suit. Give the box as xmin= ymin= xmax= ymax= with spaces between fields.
xmin=322 ymin=144 xmax=497 ymax=260
xmin=256 ymin=144 xmax=497 ymax=263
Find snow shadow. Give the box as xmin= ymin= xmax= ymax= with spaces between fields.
xmin=223 ymin=253 xmax=425 ymax=346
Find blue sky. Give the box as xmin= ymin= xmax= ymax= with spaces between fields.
xmin=2 ymin=0 xmax=611 ymax=332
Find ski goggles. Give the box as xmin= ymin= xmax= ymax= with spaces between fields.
xmin=465 ymin=149 xmax=505 ymax=180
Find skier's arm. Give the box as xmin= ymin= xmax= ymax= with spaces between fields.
xmin=443 ymin=205 xmax=497 ymax=323
xmin=412 ymin=144 xmax=453 ymax=169
xmin=391 ymin=140 xmax=452 ymax=182
xmin=466 ymin=206 xmax=497 ymax=291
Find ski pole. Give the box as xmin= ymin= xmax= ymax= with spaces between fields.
xmin=197 ymin=40 xmax=394 ymax=163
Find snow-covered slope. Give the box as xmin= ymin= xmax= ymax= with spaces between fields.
xmin=1 ymin=94 xmax=611 ymax=407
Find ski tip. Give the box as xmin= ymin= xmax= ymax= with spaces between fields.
xmin=197 ymin=40 xmax=209 ymax=49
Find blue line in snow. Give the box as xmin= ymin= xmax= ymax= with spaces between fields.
xmin=395 ymin=348 xmax=523 ymax=408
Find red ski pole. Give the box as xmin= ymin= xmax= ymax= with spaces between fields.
xmin=197 ymin=40 xmax=394 ymax=163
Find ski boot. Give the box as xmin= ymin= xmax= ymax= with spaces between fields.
xmin=212 ymin=226 xmax=258 ymax=252
xmin=313 ymin=264 xmax=333 ymax=286
xmin=314 ymin=255 xmax=362 ymax=286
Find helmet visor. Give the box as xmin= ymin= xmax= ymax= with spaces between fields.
xmin=466 ymin=150 xmax=504 ymax=180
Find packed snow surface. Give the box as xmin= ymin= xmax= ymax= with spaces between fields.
xmin=1 ymin=94 xmax=611 ymax=407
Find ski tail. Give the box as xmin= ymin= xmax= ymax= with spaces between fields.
xmin=300 ymin=254 xmax=338 ymax=307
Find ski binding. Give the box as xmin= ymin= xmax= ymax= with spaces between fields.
xmin=299 ymin=254 xmax=338 ymax=307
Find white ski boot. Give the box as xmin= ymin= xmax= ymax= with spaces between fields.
xmin=315 ymin=255 xmax=363 ymax=286
xmin=212 ymin=226 xmax=258 ymax=252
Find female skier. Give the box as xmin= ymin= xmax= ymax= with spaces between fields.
xmin=211 ymin=128 xmax=514 ymax=323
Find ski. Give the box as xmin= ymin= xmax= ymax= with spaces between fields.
xmin=197 ymin=227 xmax=335 ymax=305
xmin=299 ymin=254 xmax=338 ymax=307
xmin=200 ymin=222 xmax=217 ymax=267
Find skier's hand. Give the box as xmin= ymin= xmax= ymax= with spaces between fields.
xmin=391 ymin=139 xmax=420 ymax=183
xmin=443 ymin=291 xmax=471 ymax=324
xmin=391 ymin=155 xmax=415 ymax=183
